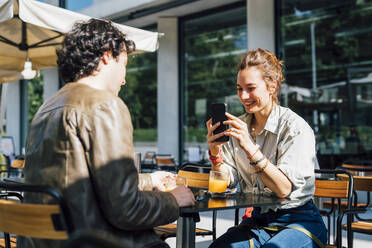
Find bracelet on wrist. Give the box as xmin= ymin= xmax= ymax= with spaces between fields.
xmin=209 ymin=149 xmax=223 ymax=164
xmin=249 ymin=155 xmax=265 ymax=166
xmin=256 ymin=159 xmax=269 ymax=174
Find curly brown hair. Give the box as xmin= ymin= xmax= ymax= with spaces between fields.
xmin=238 ymin=48 xmax=284 ymax=104
xmin=57 ymin=18 xmax=135 ymax=83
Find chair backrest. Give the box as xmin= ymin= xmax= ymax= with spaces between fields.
xmin=314 ymin=169 xmax=354 ymax=248
xmin=0 ymin=199 xmax=67 ymax=239
xmin=11 ymin=159 xmax=25 ymax=169
xmin=337 ymin=174 xmax=372 ymax=192
xmin=142 ymin=151 xmax=156 ymax=164
xmin=178 ymin=170 xmax=209 ymax=189
xmin=0 ymin=181 xmax=74 ymax=242
xmin=314 ymin=169 xmax=353 ymax=200
xmin=156 ymin=154 xmax=175 ymax=166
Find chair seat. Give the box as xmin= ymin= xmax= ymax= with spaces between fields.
xmin=343 ymin=221 xmax=372 ymax=234
xmin=322 ymin=200 xmax=367 ymax=210
xmin=154 ymin=223 xmax=213 ymax=240
xmin=0 ymin=237 xmax=17 ymax=248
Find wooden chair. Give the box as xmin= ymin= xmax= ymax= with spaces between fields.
xmin=156 ymin=154 xmax=177 ymax=172
xmin=141 ymin=151 xmax=157 ymax=172
xmin=0 ymin=157 xmax=25 ymax=180
xmin=155 ymin=165 xmax=216 ymax=241
xmin=337 ymin=173 xmax=372 ymax=245
xmin=314 ymin=169 xmax=356 ymax=248
xmin=0 ymin=181 xmax=74 ymax=248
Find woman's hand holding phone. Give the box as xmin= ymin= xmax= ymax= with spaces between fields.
xmin=223 ymin=113 xmax=256 ymax=156
xmin=206 ymin=118 xmax=228 ymax=156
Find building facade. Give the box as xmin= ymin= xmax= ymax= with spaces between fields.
xmin=5 ymin=0 xmax=372 ymax=168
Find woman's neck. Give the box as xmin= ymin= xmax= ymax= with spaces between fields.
xmin=252 ymin=101 xmax=274 ymax=131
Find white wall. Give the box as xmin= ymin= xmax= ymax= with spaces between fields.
xmin=5 ymin=81 xmax=21 ymax=154
xmin=246 ymin=0 xmax=275 ymax=52
xmin=43 ymin=68 xmax=59 ymax=102
xmin=157 ymin=17 xmax=179 ymax=161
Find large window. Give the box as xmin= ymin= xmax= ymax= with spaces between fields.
xmin=181 ymin=4 xmax=247 ymax=162
xmin=120 ymin=47 xmax=157 ymax=144
xmin=278 ymin=0 xmax=372 ymax=167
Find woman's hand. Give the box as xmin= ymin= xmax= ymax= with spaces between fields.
xmin=223 ymin=113 xmax=256 ymax=155
xmin=206 ymin=118 xmax=228 ymax=156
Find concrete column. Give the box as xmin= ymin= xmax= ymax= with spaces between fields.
xmin=5 ymin=81 xmax=21 ymax=154
xmin=246 ymin=0 xmax=275 ymax=52
xmin=157 ymin=17 xmax=179 ymax=161
xmin=43 ymin=68 xmax=59 ymax=102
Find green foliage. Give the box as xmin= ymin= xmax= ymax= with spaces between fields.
xmin=133 ymin=128 xmax=157 ymax=142
xmin=28 ymin=72 xmax=44 ymax=124
xmin=119 ymin=52 xmax=157 ymax=130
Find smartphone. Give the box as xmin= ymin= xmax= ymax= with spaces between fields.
xmin=211 ymin=103 xmax=229 ymax=142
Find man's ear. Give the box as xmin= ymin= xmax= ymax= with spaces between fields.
xmin=101 ymin=51 xmax=112 ymax=65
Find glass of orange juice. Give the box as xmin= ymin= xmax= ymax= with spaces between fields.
xmin=208 ymin=171 xmax=228 ymax=193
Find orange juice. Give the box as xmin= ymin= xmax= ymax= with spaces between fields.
xmin=208 ymin=178 xmax=228 ymax=193
xmin=208 ymin=199 xmax=226 ymax=208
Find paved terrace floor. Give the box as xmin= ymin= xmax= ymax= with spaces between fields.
xmin=165 ymin=208 xmax=372 ymax=248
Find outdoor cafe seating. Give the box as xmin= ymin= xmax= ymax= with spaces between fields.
xmin=0 ymin=181 xmax=75 ymax=248
xmin=155 ymin=164 xmax=216 ymax=241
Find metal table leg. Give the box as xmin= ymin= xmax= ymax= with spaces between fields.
xmin=176 ymin=215 xmax=196 ymax=248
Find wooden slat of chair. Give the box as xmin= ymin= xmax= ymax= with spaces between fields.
xmin=154 ymin=223 xmax=212 ymax=240
xmin=314 ymin=180 xmax=349 ymax=198
xmin=337 ymin=174 xmax=372 ymax=192
xmin=0 ymin=199 xmax=68 ymax=240
xmin=156 ymin=157 xmax=175 ymax=165
xmin=10 ymin=159 xmax=25 ymax=169
xmin=345 ymin=221 xmax=372 ymax=234
xmin=178 ymin=170 xmax=209 ymax=189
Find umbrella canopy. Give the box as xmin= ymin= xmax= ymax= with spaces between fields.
xmin=0 ymin=0 xmax=160 ymax=83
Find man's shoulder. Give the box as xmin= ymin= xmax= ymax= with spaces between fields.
xmin=40 ymin=83 xmax=125 ymax=114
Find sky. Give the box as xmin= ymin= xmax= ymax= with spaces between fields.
xmin=35 ymin=0 xmax=94 ymax=12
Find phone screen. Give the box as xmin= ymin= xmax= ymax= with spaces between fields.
xmin=211 ymin=103 xmax=229 ymax=142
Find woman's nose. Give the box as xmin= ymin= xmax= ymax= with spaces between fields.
xmin=241 ymin=90 xmax=250 ymax=99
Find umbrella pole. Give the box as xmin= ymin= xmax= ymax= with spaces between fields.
xmin=0 ymin=83 xmax=8 ymax=135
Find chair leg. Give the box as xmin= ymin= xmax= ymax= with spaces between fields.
xmin=234 ymin=209 xmax=239 ymax=226
xmin=212 ymin=210 xmax=217 ymax=240
xmin=4 ymin=233 xmax=11 ymax=248
xmin=347 ymin=214 xmax=353 ymax=248
xmin=326 ymin=214 xmax=331 ymax=245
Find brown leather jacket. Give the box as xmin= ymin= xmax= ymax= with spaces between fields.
xmin=19 ymin=83 xmax=179 ymax=248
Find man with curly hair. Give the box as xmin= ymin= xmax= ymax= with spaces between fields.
xmin=20 ymin=19 xmax=195 ymax=248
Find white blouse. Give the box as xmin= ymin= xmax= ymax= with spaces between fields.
xmin=221 ymin=104 xmax=317 ymax=213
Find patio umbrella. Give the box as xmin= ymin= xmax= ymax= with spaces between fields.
xmin=0 ymin=0 xmax=160 ymax=83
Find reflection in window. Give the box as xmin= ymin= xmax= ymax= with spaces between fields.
xmin=28 ymin=73 xmax=44 ymax=125
xmin=181 ymin=5 xmax=246 ymax=162
xmin=120 ymin=51 xmax=157 ymax=143
xmin=279 ymin=0 xmax=372 ymax=167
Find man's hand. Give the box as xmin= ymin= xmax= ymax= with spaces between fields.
xmin=170 ymin=185 xmax=195 ymax=207
xmin=150 ymin=171 xmax=176 ymax=191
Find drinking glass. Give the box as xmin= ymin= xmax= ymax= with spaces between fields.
xmin=208 ymin=171 xmax=228 ymax=193
xmin=165 ymin=176 xmax=188 ymax=192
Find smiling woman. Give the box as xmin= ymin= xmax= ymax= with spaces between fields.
xmin=206 ymin=49 xmax=328 ymax=248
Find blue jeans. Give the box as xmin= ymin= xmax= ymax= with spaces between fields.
xmin=209 ymin=200 xmax=327 ymax=248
